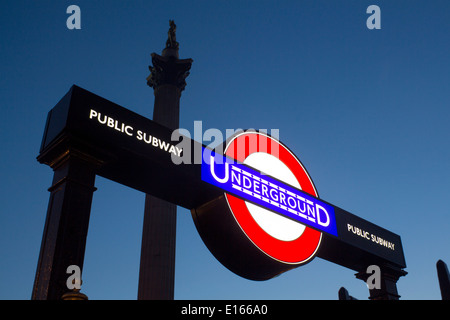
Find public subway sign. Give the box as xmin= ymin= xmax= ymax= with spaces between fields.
xmin=39 ymin=85 xmax=406 ymax=283
xmin=201 ymin=147 xmax=338 ymax=237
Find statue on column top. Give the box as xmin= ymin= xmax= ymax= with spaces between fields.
xmin=166 ymin=20 xmax=179 ymax=50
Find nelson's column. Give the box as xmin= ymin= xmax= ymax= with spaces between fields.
xmin=138 ymin=21 xmax=193 ymax=300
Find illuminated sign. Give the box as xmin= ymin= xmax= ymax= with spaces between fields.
xmin=202 ymin=147 xmax=337 ymax=236
xmin=39 ymin=85 xmax=406 ymax=285
xmin=192 ymin=131 xmax=336 ymax=279
xmin=88 ymin=109 xmax=183 ymax=157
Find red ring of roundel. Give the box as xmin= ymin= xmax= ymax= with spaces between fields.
xmin=224 ymin=132 xmax=322 ymax=264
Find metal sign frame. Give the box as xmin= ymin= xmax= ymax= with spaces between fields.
xmin=33 ymin=85 xmax=406 ymax=300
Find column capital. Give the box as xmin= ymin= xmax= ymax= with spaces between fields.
xmin=147 ymin=53 xmax=193 ymax=92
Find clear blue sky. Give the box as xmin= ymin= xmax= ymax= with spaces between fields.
xmin=0 ymin=0 xmax=449 ymax=300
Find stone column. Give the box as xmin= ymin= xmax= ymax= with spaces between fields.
xmin=138 ymin=20 xmax=192 ymax=300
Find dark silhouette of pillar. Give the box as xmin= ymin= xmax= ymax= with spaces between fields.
xmin=32 ymin=148 xmax=100 ymax=299
xmin=138 ymin=20 xmax=192 ymax=300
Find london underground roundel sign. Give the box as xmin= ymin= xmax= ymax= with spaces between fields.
xmin=193 ymin=131 xmax=336 ymax=280
xmin=224 ymin=132 xmax=322 ymax=265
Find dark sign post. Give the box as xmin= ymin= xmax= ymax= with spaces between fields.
xmin=33 ymin=84 xmax=406 ymax=299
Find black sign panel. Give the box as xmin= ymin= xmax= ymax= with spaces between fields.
xmin=318 ymin=205 xmax=406 ymax=271
xmin=39 ymin=85 xmax=220 ymax=209
xmin=38 ymin=85 xmax=407 ymax=276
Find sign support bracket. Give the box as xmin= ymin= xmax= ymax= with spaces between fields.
xmin=32 ymin=145 xmax=101 ymax=299
xmin=355 ymin=263 xmax=407 ymax=300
